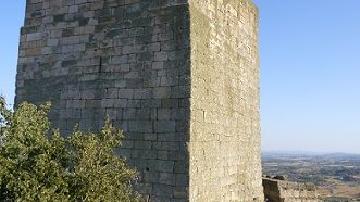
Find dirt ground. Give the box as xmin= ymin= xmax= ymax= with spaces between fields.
xmin=319 ymin=184 xmax=360 ymax=200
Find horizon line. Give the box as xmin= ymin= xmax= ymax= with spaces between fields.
xmin=262 ymin=150 xmax=360 ymax=155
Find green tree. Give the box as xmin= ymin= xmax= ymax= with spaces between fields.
xmin=0 ymin=96 xmax=12 ymax=127
xmin=0 ymin=96 xmax=12 ymax=143
xmin=0 ymin=98 xmax=139 ymax=201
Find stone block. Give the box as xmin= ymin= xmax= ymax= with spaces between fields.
xmin=16 ymin=0 xmax=262 ymax=201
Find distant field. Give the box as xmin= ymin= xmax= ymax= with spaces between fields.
xmin=262 ymin=152 xmax=360 ymax=201
xmin=319 ymin=184 xmax=360 ymax=199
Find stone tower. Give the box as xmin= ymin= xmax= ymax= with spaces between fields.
xmin=16 ymin=0 xmax=262 ymax=201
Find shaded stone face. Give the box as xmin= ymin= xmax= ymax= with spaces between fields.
xmin=16 ymin=0 xmax=262 ymax=201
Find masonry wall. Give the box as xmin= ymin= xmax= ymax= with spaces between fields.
xmin=16 ymin=1 xmax=190 ymax=201
xmin=263 ymin=178 xmax=320 ymax=202
xmin=16 ymin=0 xmax=262 ymax=201
xmin=188 ymin=0 xmax=263 ymax=201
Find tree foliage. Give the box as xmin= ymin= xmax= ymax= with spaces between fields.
xmin=0 ymin=96 xmax=11 ymax=128
xmin=0 ymin=96 xmax=12 ymax=144
xmin=0 ymin=98 xmax=139 ymax=201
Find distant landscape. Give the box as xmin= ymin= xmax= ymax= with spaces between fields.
xmin=262 ymin=152 xmax=360 ymax=201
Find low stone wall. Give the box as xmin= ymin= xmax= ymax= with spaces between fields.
xmin=263 ymin=177 xmax=321 ymax=202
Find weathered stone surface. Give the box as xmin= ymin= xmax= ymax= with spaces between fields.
xmin=188 ymin=0 xmax=262 ymax=201
xmin=16 ymin=0 xmax=262 ymax=201
xmin=263 ymin=177 xmax=320 ymax=202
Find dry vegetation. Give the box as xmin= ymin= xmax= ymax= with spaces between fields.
xmin=262 ymin=152 xmax=360 ymax=201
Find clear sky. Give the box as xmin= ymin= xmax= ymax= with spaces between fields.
xmin=254 ymin=0 xmax=360 ymax=154
xmin=0 ymin=1 xmax=25 ymax=107
xmin=0 ymin=1 xmax=359 ymax=154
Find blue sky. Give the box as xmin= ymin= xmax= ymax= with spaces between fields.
xmin=254 ymin=0 xmax=360 ymax=154
xmin=1 ymin=1 xmax=359 ymax=153
xmin=0 ymin=1 xmax=24 ymax=107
